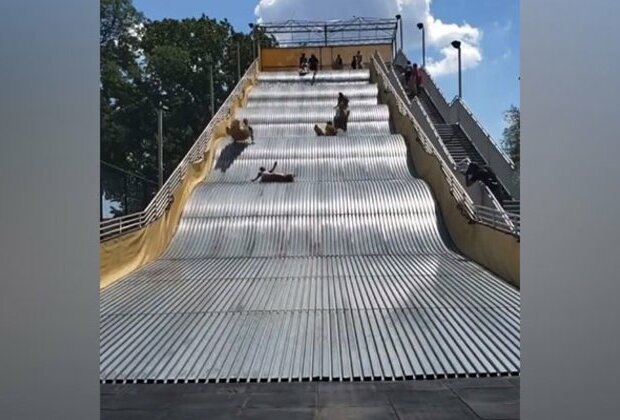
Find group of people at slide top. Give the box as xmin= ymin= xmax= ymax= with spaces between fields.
xmin=298 ymin=50 xmax=364 ymax=81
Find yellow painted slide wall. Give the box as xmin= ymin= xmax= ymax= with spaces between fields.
xmin=261 ymin=44 xmax=393 ymax=71
xmin=370 ymin=64 xmax=520 ymax=288
xmin=99 ymin=80 xmax=257 ymax=289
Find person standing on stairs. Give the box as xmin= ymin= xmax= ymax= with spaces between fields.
xmin=414 ymin=63 xmax=423 ymax=95
xmin=404 ymin=61 xmax=413 ymax=84
xmin=459 ymin=159 xmax=505 ymax=202
xmin=407 ymin=63 xmax=422 ymax=98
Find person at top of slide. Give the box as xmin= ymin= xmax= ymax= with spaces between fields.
xmin=299 ymin=53 xmax=309 ymax=76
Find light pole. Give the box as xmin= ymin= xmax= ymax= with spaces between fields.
xmin=416 ymin=22 xmax=425 ymax=67
xmin=451 ymin=40 xmax=462 ymax=98
xmin=249 ymin=23 xmax=256 ymax=61
xmin=236 ymin=41 xmax=241 ymax=81
xmin=395 ymin=14 xmax=403 ymax=51
xmin=206 ymin=53 xmax=215 ymax=118
xmin=157 ymin=103 xmax=168 ymax=189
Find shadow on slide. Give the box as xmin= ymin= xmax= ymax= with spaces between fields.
xmin=214 ymin=141 xmax=250 ymax=173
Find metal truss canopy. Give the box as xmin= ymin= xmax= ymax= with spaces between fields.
xmin=257 ymin=17 xmax=398 ymax=47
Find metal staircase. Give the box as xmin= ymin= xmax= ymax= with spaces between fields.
xmin=416 ymin=90 xmax=520 ymax=213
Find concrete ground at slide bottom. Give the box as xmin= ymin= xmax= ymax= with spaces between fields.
xmin=101 ymin=376 xmax=520 ymax=419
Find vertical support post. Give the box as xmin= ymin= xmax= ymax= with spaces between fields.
xmin=209 ymin=62 xmax=215 ymax=117
xmin=123 ymin=174 xmax=129 ymax=216
xmin=422 ymin=27 xmax=426 ymax=67
xmin=236 ymin=41 xmax=241 ymax=81
xmin=157 ymin=108 xmax=163 ymax=189
xmin=257 ymin=30 xmax=262 ymax=66
xmin=100 ymin=178 xmax=103 ymax=221
xmin=324 ymin=24 xmax=328 ymax=46
xmin=458 ymin=47 xmax=462 ymax=98
xmin=393 ymin=38 xmax=396 ymax=60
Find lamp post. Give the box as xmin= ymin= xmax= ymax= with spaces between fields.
xmin=451 ymin=40 xmax=462 ymax=98
xmin=395 ymin=14 xmax=403 ymax=51
xmin=157 ymin=102 xmax=168 ymax=189
xmin=236 ymin=41 xmax=241 ymax=81
xmin=206 ymin=53 xmax=215 ymax=118
xmin=249 ymin=23 xmax=256 ymax=61
xmin=416 ymin=22 xmax=425 ymax=67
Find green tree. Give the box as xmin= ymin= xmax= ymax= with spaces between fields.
xmin=100 ymin=0 xmax=150 ymax=216
xmin=502 ymin=105 xmax=520 ymax=168
xmin=100 ymin=1 xmax=273 ymax=216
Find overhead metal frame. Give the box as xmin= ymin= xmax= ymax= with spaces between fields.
xmin=257 ymin=17 xmax=398 ymax=47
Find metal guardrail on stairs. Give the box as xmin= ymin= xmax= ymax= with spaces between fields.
xmin=371 ymin=52 xmax=520 ymax=237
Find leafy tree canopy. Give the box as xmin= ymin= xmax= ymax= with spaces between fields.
xmin=100 ymin=0 xmax=274 ymax=215
xmin=502 ymin=105 xmax=520 ymax=168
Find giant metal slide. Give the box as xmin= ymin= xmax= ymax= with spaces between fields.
xmin=100 ymin=69 xmax=520 ymax=383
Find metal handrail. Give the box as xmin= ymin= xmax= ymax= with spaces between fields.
xmin=450 ymin=98 xmax=516 ymax=168
xmin=371 ymin=53 xmax=477 ymax=220
xmin=475 ymin=205 xmax=520 ymax=235
xmin=100 ymin=59 xmax=260 ymax=241
xmin=372 ymin=52 xmax=520 ymax=237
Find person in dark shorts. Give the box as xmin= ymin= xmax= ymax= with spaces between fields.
xmin=308 ymin=54 xmax=319 ymax=84
xmin=308 ymin=54 xmax=319 ymax=72
xmin=350 ymin=55 xmax=358 ymax=70
xmin=299 ymin=53 xmax=309 ymax=76
xmin=355 ymin=51 xmax=363 ymax=68
xmin=463 ymin=160 xmax=505 ymax=201
xmin=251 ymin=161 xmax=295 ymax=183
xmin=334 ymin=101 xmax=350 ymax=132
xmin=332 ymin=54 xmax=343 ymax=70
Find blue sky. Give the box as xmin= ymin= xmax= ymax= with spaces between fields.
xmin=104 ymin=1 xmax=518 ymax=217
xmin=133 ymin=0 xmax=519 ymax=144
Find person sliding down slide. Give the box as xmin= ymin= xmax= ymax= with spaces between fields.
xmin=314 ymin=121 xmax=337 ymax=136
xmin=226 ymin=118 xmax=254 ymax=143
xmin=251 ymin=161 xmax=295 ymax=183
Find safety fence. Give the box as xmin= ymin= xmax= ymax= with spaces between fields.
xmin=100 ymin=60 xmax=259 ymax=242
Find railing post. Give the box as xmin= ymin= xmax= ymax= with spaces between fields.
xmin=123 ymin=174 xmax=129 ymax=216
xmin=100 ymin=178 xmax=103 ymax=221
xmin=236 ymin=41 xmax=241 ymax=81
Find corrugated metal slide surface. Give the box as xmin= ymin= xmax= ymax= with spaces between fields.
xmin=100 ymin=70 xmax=520 ymax=383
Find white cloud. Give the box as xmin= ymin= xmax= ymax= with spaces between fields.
xmin=254 ymin=0 xmax=483 ymax=77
